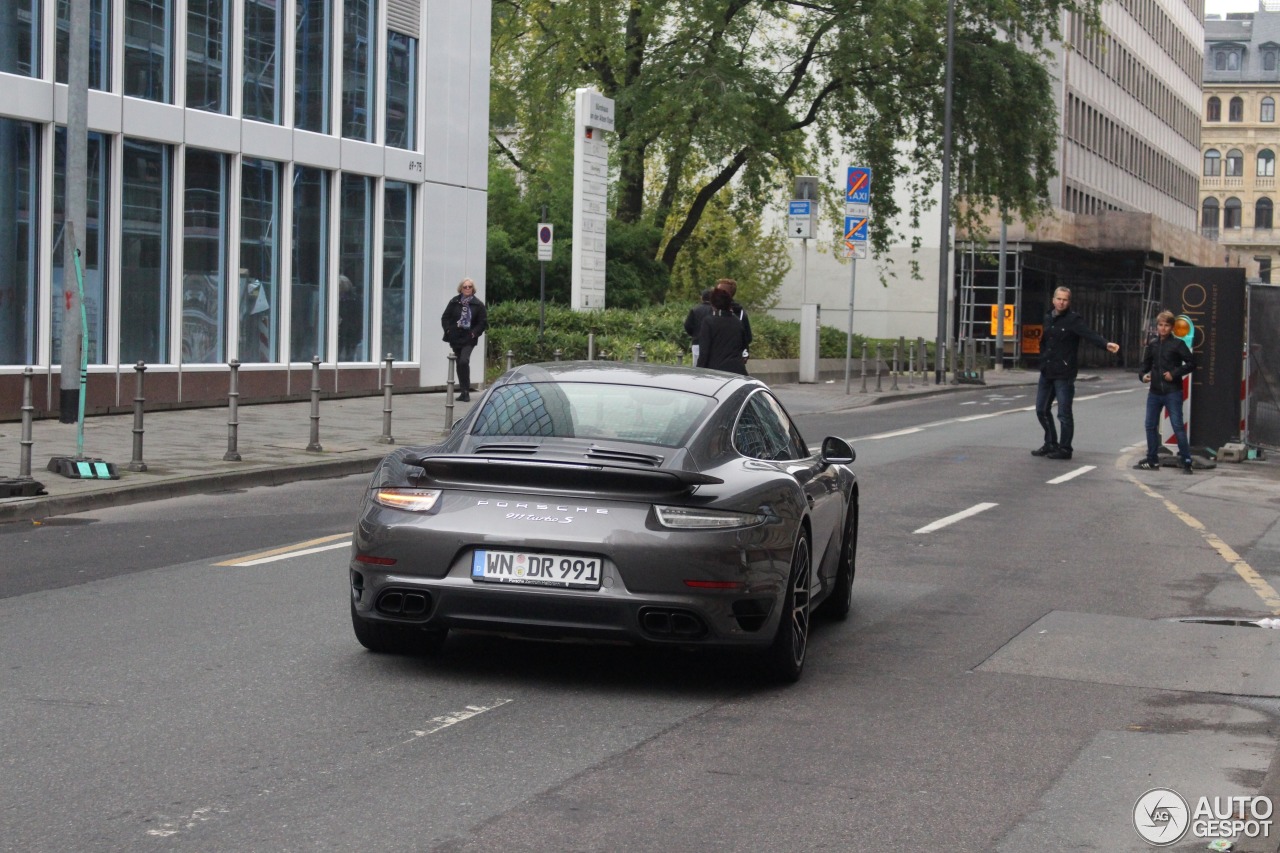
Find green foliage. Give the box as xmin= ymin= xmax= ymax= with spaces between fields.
xmin=481 ymin=300 xmax=869 ymax=378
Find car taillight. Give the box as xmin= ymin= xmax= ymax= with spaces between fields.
xmin=372 ymin=487 xmax=442 ymax=512
xmin=653 ymin=505 xmax=767 ymax=529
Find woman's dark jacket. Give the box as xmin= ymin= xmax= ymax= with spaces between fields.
xmin=696 ymin=312 xmax=748 ymax=375
xmin=441 ymin=295 xmax=487 ymax=348
xmin=1139 ymin=334 xmax=1194 ymax=395
xmin=1039 ymin=308 xmax=1109 ymax=379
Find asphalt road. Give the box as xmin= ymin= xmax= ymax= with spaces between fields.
xmin=4 ymin=376 xmax=1280 ymax=852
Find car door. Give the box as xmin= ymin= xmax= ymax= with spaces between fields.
xmin=735 ymin=391 xmax=843 ymax=576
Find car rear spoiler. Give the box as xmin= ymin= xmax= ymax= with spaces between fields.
xmin=407 ymin=454 xmax=723 ymax=496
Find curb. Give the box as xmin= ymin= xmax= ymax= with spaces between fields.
xmin=0 ymin=454 xmax=387 ymax=525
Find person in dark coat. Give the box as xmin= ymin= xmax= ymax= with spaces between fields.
xmin=1032 ymin=286 xmax=1120 ymax=460
xmin=715 ymin=278 xmax=752 ymax=359
xmin=440 ymin=278 xmax=487 ymax=401
xmin=696 ymin=287 xmax=748 ymax=375
xmin=1135 ymin=310 xmax=1196 ymax=473
xmin=684 ymin=288 xmax=713 ymax=365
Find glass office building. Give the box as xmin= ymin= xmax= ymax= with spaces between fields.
xmin=0 ymin=0 xmax=490 ymax=411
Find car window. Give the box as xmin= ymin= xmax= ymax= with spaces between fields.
xmin=735 ymin=391 xmax=807 ymax=460
xmin=473 ymin=382 xmax=714 ymax=447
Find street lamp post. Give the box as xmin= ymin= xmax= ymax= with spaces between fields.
xmin=935 ymin=0 xmax=957 ymax=385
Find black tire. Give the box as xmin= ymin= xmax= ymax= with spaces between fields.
xmin=819 ymin=505 xmax=857 ymax=621
xmin=762 ymin=535 xmax=811 ymax=684
xmin=350 ymin=601 xmax=448 ymax=655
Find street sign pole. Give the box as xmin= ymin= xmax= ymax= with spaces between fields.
xmin=845 ymin=258 xmax=857 ymax=394
xmin=539 ymin=205 xmax=547 ymax=342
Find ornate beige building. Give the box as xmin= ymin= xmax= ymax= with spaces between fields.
xmin=1203 ymin=4 xmax=1280 ymax=282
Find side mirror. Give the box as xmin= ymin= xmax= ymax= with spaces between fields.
xmin=820 ymin=436 xmax=855 ymax=465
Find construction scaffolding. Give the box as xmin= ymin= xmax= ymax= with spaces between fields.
xmin=957 ymin=240 xmax=1029 ymax=366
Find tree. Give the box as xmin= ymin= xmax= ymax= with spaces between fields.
xmin=491 ymin=0 xmax=1100 ymax=273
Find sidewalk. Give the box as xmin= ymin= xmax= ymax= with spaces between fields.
xmin=0 ymin=366 xmax=1041 ymax=524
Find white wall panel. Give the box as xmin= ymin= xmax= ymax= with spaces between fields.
xmin=0 ymin=74 xmax=53 ymax=122
xmin=122 ymin=98 xmax=185 ymax=143
xmin=242 ymin=120 xmax=294 ymax=161
xmin=293 ymin=128 xmax=341 ymax=169
xmin=185 ymin=110 xmax=241 ymax=153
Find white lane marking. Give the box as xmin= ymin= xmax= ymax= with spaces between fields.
xmin=215 ymin=532 xmax=351 ymax=566
xmin=228 ymin=539 xmax=351 ymax=566
xmin=381 ymin=699 xmax=515 ymax=753
xmin=958 ymin=412 xmax=1001 ymax=422
xmin=145 ymin=805 xmax=229 ymax=838
xmin=913 ymin=502 xmax=998 ymax=534
xmin=861 ymin=427 xmax=924 ymax=440
xmin=1047 ymin=465 xmax=1096 ymax=484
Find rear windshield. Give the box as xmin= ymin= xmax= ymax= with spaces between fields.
xmin=472 ymin=382 xmax=715 ymax=447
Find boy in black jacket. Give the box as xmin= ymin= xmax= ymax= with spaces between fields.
xmin=1135 ymin=310 xmax=1196 ymax=474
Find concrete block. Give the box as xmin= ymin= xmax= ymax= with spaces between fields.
xmin=1219 ymin=442 xmax=1247 ymax=463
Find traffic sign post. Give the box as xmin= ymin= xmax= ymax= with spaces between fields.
xmin=788 ymin=200 xmax=813 ymax=239
xmin=843 ymin=166 xmax=872 ymax=393
xmin=537 ymin=216 xmax=552 ymax=339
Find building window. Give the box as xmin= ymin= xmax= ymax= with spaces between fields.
xmin=1257 ymin=198 xmax=1274 ymax=230
xmin=182 ymin=149 xmax=228 ymax=363
xmin=1205 ymin=149 xmax=1221 ymax=176
xmin=385 ymin=32 xmax=417 ymax=149
xmin=244 ymin=0 xmax=282 ymax=123
xmin=124 ymin=0 xmax=172 ymax=102
xmin=1230 ymin=96 xmax=1245 ymax=122
xmin=240 ymin=159 xmax=282 ymax=362
xmin=1267 ymin=50 xmax=1277 ymax=71
xmin=338 ymin=174 xmax=373 ymax=360
xmin=1 ymin=0 xmax=40 ymax=76
xmin=291 ymin=166 xmax=328 ymax=361
xmin=187 ymin=0 xmax=229 ymax=112
xmin=1207 ymin=97 xmax=1221 ymax=121
xmin=294 ymin=0 xmax=331 ymax=133
xmin=382 ymin=181 xmax=413 ymax=359
xmin=1260 ymin=149 xmax=1275 ymax=177
xmin=1258 ymin=256 xmax=1273 ymax=284
xmin=1226 ymin=149 xmax=1244 ymax=176
xmin=342 ymin=0 xmax=376 ymax=141
xmin=1225 ymin=197 xmax=1243 ymax=229
xmin=1265 ymin=98 xmax=1277 ymax=123
xmin=53 ymin=129 xmax=110 ymax=365
xmin=1202 ymin=197 xmax=1220 ymax=230
xmin=0 ymin=119 xmax=39 ymax=365
xmin=56 ymin=0 xmax=111 ymax=90
xmin=120 ymin=139 xmax=171 ymax=363
xmin=1216 ymin=49 xmax=1242 ymax=71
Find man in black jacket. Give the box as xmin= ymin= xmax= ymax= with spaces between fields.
xmin=1134 ymin=310 xmax=1196 ymax=473
xmin=684 ymin=288 xmax=713 ymax=365
xmin=1032 ymin=287 xmax=1120 ymax=460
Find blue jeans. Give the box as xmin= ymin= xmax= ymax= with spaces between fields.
xmin=1035 ymin=375 xmax=1075 ymax=451
xmin=1144 ymin=389 xmax=1191 ymax=466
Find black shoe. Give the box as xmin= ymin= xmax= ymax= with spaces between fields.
xmin=458 ymin=393 xmax=470 ymax=402
xmin=1182 ymin=464 xmax=1194 ymax=475
xmin=1134 ymin=459 xmax=1159 ymax=470
xmin=1031 ymin=444 xmax=1058 ymax=457
xmin=1046 ymin=449 xmax=1073 ymax=460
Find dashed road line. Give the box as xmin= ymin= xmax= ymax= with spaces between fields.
xmin=913 ymin=502 xmax=998 ymax=534
xmin=1047 ymin=465 xmax=1096 ymax=484
xmin=380 ymin=699 xmax=515 ymax=753
xmin=215 ymin=533 xmax=351 ymax=566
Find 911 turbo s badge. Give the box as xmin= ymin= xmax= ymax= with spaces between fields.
xmin=476 ymin=499 xmax=609 ymax=515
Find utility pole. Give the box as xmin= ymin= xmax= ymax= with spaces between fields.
xmin=934 ymin=0 xmax=957 ymax=385
xmin=60 ymin=0 xmax=90 ymax=421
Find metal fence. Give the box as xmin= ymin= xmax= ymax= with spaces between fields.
xmin=1247 ymin=284 xmax=1280 ymax=450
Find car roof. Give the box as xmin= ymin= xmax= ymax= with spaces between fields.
xmin=499 ymin=361 xmax=767 ymax=398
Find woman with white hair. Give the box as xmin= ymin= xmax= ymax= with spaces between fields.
xmin=440 ymin=278 xmax=487 ymax=401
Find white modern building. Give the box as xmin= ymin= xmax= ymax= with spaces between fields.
xmin=0 ymin=0 xmax=490 ymax=412
xmin=774 ymin=0 xmax=1241 ymax=366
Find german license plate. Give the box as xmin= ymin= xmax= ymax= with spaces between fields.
xmin=470 ymin=549 xmax=603 ymax=590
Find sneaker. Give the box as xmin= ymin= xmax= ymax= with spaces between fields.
xmin=1046 ymin=449 xmax=1073 ymax=460
xmin=1031 ymin=444 xmax=1058 ymax=457
xmin=1134 ymin=459 xmax=1160 ymax=470
xmin=1182 ymin=464 xmax=1194 ymax=475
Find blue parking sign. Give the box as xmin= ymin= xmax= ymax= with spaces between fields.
xmin=846 ymin=167 xmax=871 ymax=204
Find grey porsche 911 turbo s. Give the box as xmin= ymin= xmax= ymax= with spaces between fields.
xmin=349 ymin=361 xmax=858 ymax=682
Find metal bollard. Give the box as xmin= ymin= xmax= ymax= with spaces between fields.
xmin=949 ymin=340 xmax=959 ymax=385
xmin=891 ymin=341 xmax=901 ymax=391
xmin=633 ymin=344 xmax=642 ymax=363
xmin=128 ymin=361 xmax=149 ymax=470
xmin=379 ymin=353 xmax=395 ymax=444
xmin=588 ymin=333 xmax=596 ymax=361
xmin=553 ymin=348 xmax=562 ymax=361
xmin=874 ymin=344 xmax=883 ymax=392
xmin=505 ymin=350 xmax=514 ymax=371
xmin=306 ymin=356 xmax=323 ymax=452
xmin=445 ymin=352 xmax=457 ymax=427
xmin=19 ymin=367 xmax=34 ymax=478
xmin=919 ymin=338 xmax=928 ymax=384
xmin=639 ymin=350 xmax=647 ymax=363
xmin=860 ymin=342 xmax=868 ymax=394
xmin=677 ymin=351 xmax=683 ymax=366
xmin=221 ymin=360 xmax=241 ymax=462
xmin=907 ymin=342 xmax=915 ymax=388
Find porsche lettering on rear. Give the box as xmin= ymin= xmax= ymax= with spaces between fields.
xmin=478 ymin=499 xmax=609 ymax=515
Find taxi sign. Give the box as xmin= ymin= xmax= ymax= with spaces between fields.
xmin=846 ymin=167 xmax=872 ymax=204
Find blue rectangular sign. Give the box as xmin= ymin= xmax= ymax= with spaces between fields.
xmin=844 ymin=216 xmax=869 ymax=242
xmin=789 ymin=200 xmax=812 ymax=216
xmin=846 ymin=167 xmax=872 ymax=204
